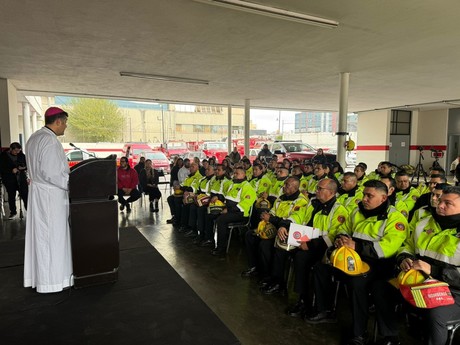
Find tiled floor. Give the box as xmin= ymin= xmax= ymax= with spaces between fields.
xmin=0 ymin=192 xmax=430 ymax=345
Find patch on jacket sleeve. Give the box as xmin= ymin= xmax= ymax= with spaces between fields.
xmin=395 ymin=222 xmax=406 ymax=231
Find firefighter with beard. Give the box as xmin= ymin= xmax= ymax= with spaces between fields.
xmin=200 ymin=164 xmax=232 ymax=247
xmin=306 ymin=163 xmax=329 ymax=198
xmin=397 ymin=186 xmax=460 ymax=345
xmin=308 ymin=180 xmax=407 ymax=345
xmin=267 ymin=166 xmax=289 ymax=206
xmin=211 ymin=167 xmax=256 ymax=256
xmin=394 ymin=171 xmax=420 ymax=214
xmin=242 ymin=176 xmax=308 ymax=282
xmin=261 ymin=179 xmax=348 ymax=321
xmin=249 ymin=163 xmax=272 ymax=228
xmin=336 ymin=172 xmax=363 ymax=214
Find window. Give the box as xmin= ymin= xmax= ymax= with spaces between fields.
xmin=391 ymin=110 xmax=411 ymax=135
xmin=68 ymin=151 xmax=83 ymax=161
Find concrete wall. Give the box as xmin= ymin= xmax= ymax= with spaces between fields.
xmin=413 ymin=109 xmax=448 ymax=171
xmin=0 ymin=79 xmax=19 ymax=147
xmin=355 ymin=109 xmax=391 ymax=170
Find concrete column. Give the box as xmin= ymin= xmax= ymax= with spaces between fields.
xmin=140 ymin=110 xmax=146 ymax=142
xmin=227 ymin=105 xmax=232 ymax=154
xmin=337 ymin=72 xmax=350 ymax=167
xmin=244 ymin=99 xmax=250 ymax=157
xmin=31 ymin=110 xmax=38 ymax=133
xmin=22 ymin=103 xmax=32 ymax=145
xmin=0 ymin=78 xmax=19 ymax=147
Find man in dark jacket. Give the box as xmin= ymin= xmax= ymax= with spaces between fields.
xmin=0 ymin=142 xmax=28 ymax=219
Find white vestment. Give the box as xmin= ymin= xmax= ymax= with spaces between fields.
xmin=24 ymin=127 xmax=73 ymax=293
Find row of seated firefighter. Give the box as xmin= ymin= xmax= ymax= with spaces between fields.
xmin=165 ymin=157 xmax=460 ymax=345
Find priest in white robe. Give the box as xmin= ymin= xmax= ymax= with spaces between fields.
xmin=24 ymin=107 xmax=74 ymax=293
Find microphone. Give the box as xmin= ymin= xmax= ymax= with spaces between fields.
xmin=69 ymin=143 xmax=96 ymax=158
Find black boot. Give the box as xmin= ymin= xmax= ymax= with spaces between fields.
xmin=154 ymin=200 xmax=159 ymax=212
xmin=149 ymin=201 xmax=154 ymax=212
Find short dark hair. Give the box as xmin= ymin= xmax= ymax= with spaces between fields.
xmin=363 ymin=179 xmax=389 ymax=194
xmin=357 ymin=162 xmax=368 ymax=171
xmin=435 ymin=183 xmax=450 ymax=191
xmin=343 ymin=172 xmax=357 ymax=179
xmin=379 ymin=176 xmax=396 ymax=189
xmin=10 ymin=142 xmax=22 ymax=150
xmin=315 ymin=163 xmax=328 ymax=170
xmin=430 ymin=167 xmax=446 ymax=175
xmin=45 ymin=111 xmax=68 ymax=125
xmin=442 ymin=186 xmax=460 ymax=196
xmin=430 ymin=174 xmax=447 ymax=183
xmin=395 ymin=171 xmax=409 ymax=178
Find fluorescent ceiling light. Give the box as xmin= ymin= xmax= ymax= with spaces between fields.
xmin=194 ymin=0 xmax=338 ymax=28
xmin=120 ymin=72 xmax=209 ymax=85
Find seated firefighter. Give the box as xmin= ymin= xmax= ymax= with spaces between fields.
xmin=242 ymin=176 xmax=308 ymax=282
xmin=394 ymin=170 xmax=420 ymax=213
xmin=249 ymin=163 xmax=272 ymax=228
xmin=200 ymin=164 xmax=233 ymax=247
xmin=397 ymin=186 xmax=460 ymax=345
xmin=210 ymin=166 xmax=256 ymax=257
xmin=166 ymin=161 xmax=202 ymax=226
xmin=117 ymin=156 xmax=141 ymax=212
xmin=261 ymin=179 xmax=348 ymax=320
xmin=182 ymin=163 xmax=216 ymax=238
xmin=138 ymin=159 xmax=162 ymax=212
xmin=308 ymin=180 xmax=408 ymax=345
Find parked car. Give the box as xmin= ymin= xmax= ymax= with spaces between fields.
xmin=165 ymin=141 xmax=188 ymax=159
xmin=201 ymin=142 xmax=228 ymax=163
xmin=268 ymin=141 xmax=336 ymax=163
xmin=181 ymin=151 xmax=207 ymax=162
xmin=66 ymin=149 xmax=97 ymax=168
xmin=141 ymin=151 xmax=171 ymax=174
xmin=249 ymin=149 xmax=260 ymax=163
xmin=121 ymin=142 xmax=153 ymax=168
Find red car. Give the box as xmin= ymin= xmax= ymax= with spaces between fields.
xmin=165 ymin=141 xmax=188 ymax=159
xmin=141 ymin=150 xmax=171 ymax=174
xmin=121 ymin=143 xmax=153 ymax=168
xmin=201 ymin=142 xmax=228 ymax=163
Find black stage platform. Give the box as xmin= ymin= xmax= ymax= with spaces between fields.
xmin=0 ymin=227 xmax=240 ymax=345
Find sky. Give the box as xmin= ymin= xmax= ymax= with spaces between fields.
xmin=250 ymin=109 xmax=296 ymax=134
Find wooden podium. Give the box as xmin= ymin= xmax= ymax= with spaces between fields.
xmin=69 ymin=157 xmax=119 ymax=288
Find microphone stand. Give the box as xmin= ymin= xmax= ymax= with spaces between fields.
xmin=69 ymin=143 xmax=97 ymax=158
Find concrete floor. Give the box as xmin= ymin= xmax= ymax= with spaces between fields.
xmin=0 ymin=190 xmax=429 ymax=345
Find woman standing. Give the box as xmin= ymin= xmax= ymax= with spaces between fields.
xmin=139 ymin=159 xmax=162 ymax=212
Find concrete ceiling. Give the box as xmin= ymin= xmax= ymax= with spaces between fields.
xmin=1 ymin=0 xmax=460 ymax=112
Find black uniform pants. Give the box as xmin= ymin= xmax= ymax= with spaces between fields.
xmin=244 ymin=231 xmax=275 ymax=278
xmin=167 ymin=195 xmax=183 ymax=223
xmin=204 ymin=212 xmax=219 ymax=242
xmin=195 ymin=205 xmax=208 ymax=238
xmin=4 ymin=176 xmax=28 ymax=214
xmin=313 ymin=265 xmax=400 ymax=338
xmin=215 ymin=212 xmax=247 ymax=251
xmin=293 ymin=248 xmax=325 ymax=297
xmin=419 ymin=294 xmax=460 ymax=345
xmin=271 ymin=247 xmax=293 ymax=285
xmin=181 ymin=203 xmax=192 ymax=228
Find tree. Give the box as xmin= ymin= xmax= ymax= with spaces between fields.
xmin=64 ymin=98 xmax=124 ymax=142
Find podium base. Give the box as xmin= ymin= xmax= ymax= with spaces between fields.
xmin=74 ymin=269 xmax=118 ymax=289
